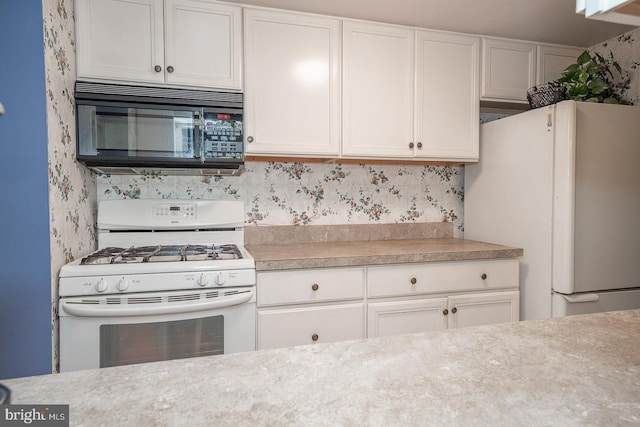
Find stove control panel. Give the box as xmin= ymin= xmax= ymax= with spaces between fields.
xmin=153 ymin=203 xmax=197 ymax=219
xmin=59 ymin=269 xmax=256 ymax=296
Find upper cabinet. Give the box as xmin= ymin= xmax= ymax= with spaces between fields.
xmin=243 ymin=9 xmax=340 ymax=156
xmin=75 ymin=0 xmax=242 ymax=90
xmin=481 ymin=37 xmax=536 ymax=103
xmin=481 ymin=37 xmax=583 ymax=103
xmin=342 ymin=22 xmax=480 ymax=161
xmin=415 ymin=30 xmax=479 ymax=160
xmin=536 ymin=44 xmax=584 ymax=85
xmin=342 ymin=21 xmax=415 ymax=158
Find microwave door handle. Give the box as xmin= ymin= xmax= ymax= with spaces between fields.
xmin=193 ymin=112 xmax=201 ymax=159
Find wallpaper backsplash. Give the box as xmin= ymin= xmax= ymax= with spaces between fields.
xmin=97 ymin=162 xmax=465 ymax=236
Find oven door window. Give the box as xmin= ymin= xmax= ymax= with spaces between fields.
xmin=99 ymin=315 xmax=224 ymax=368
xmin=77 ymin=102 xmax=202 ymax=161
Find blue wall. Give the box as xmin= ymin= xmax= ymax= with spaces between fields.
xmin=0 ymin=1 xmax=52 ymax=379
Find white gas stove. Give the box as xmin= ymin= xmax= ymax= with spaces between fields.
xmin=58 ymin=199 xmax=256 ymax=372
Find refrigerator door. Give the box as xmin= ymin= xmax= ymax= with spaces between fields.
xmin=565 ymin=102 xmax=640 ymax=294
xmin=552 ymin=289 xmax=640 ymax=317
xmin=465 ymin=105 xmax=556 ymax=320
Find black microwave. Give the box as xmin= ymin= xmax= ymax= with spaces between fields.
xmin=75 ymin=82 xmax=244 ymax=176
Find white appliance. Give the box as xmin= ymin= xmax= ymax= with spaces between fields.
xmin=58 ymin=199 xmax=256 ymax=373
xmin=465 ymin=100 xmax=640 ymax=320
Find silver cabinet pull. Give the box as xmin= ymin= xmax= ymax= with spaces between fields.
xmin=167 ymin=65 xmax=174 ymax=73
xmin=154 ymin=65 xmax=162 ymax=72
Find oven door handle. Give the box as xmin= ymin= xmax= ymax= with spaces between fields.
xmin=60 ymin=290 xmax=254 ymax=317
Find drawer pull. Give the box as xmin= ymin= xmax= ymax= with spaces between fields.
xmin=410 ymin=277 xmax=417 ymax=285
xmin=311 ymin=334 xmax=319 ymax=342
xmin=311 ymin=283 xmax=319 ymax=291
xmin=452 ymin=307 xmax=458 ymax=314
xmin=443 ymin=308 xmax=448 ymax=316
xmin=481 ymin=273 xmax=488 ymax=280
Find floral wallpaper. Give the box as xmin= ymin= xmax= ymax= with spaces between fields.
xmin=43 ymin=0 xmax=96 ymax=373
xmin=590 ymin=28 xmax=640 ymax=105
xmin=97 ymin=162 xmax=465 ymax=235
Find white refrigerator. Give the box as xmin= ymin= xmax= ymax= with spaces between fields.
xmin=465 ymin=100 xmax=640 ymax=320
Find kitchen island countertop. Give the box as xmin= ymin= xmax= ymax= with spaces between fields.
xmin=4 ymin=310 xmax=639 ymax=426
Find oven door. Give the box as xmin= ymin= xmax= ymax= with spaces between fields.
xmin=58 ymin=287 xmax=256 ymax=373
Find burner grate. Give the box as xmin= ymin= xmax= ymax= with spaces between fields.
xmin=80 ymin=244 xmax=242 ymax=265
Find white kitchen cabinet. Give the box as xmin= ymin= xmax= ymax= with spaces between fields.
xmin=448 ymin=291 xmax=519 ymax=329
xmin=258 ymin=303 xmax=364 ymax=350
xmin=342 ymin=22 xmax=479 ymax=161
xmin=481 ymin=37 xmax=536 ymax=103
xmin=367 ymin=291 xmax=519 ymax=338
xmin=75 ymin=0 xmax=242 ymax=90
xmin=342 ymin=21 xmax=415 ymax=158
xmin=243 ymin=9 xmax=340 ymax=156
xmin=536 ymin=44 xmax=583 ymax=85
xmin=367 ymin=298 xmax=449 ymax=337
xmin=367 ymin=260 xmax=520 ymax=338
xmin=256 ymin=267 xmax=365 ymax=350
xmin=415 ymin=30 xmax=479 ymax=160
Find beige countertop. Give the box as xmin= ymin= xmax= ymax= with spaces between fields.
xmin=4 ymin=310 xmax=639 ymax=426
xmin=247 ymin=238 xmax=523 ymax=271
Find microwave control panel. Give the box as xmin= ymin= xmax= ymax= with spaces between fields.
xmin=203 ymin=113 xmax=243 ymax=160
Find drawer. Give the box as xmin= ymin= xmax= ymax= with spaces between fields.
xmin=257 ymin=303 xmax=364 ymax=350
xmin=367 ymin=259 xmax=519 ymax=298
xmin=257 ymin=267 xmax=365 ymax=307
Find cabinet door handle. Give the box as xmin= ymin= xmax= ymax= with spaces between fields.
xmin=443 ymin=309 xmax=448 ymax=316
xmin=481 ymin=273 xmax=488 ymax=280
xmin=247 ymin=136 xmax=254 ymax=143
xmin=154 ymin=65 xmax=162 ymax=72
xmin=452 ymin=307 xmax=457 ymax=314
xmin=167 ymin=65 xmax=174 ymax=73
xmin=417 ymin=142 xmax=423 ymax=149
xmin=409 ymin=142 xmax=414 ymax=149
xmin=410 ymin=277 xmax=417 ymax=285
xmin=311 ymin=283 xmax=319 ymax=291
xmin=311 ymin=334 xmax=319 ymax=342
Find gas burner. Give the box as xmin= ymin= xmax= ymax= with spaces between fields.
xmin=80 ymin=244 xmax=242 ymax=265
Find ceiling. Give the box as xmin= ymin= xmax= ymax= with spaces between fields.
xmin=225 ymin=0 xmax=637 ymax=47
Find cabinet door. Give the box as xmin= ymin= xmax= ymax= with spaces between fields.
xmin=258 ymin=303 xmax=364 ymax=350
xmin=415 ymin=30 xmax=479 ymax=161
xmin=536 ymin=44 xmax=583 ymax=85
xmin=448 ymin=291 xmax=519 ymax=329
xmin=244 ymin=9 xmax=340 ymax=156
xmin=367 ymin=298 xmax=448 ymax=338
xmin=481 ymin=37 xmax=536 ymax=103
xmin=342 ymin=21 xmax=414 ymax=158
xmin=76 ymin=0 xmax=165 ymax=84
xmin=164 ymin=0 xmax=242 ymax=89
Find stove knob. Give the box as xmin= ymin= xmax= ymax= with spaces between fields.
xmin=197 ymin=273 xmax=210 ymax=287
xmin=95 ymin=278 xmax=108 ymax=293
xmin=117 ymin=277 xmax=129 ymax=291
xmin=215 ymin=272 xmax=226 ymax=286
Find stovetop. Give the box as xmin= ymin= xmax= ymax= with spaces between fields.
xmin=81 ymin=244 xmax=243 ymax=265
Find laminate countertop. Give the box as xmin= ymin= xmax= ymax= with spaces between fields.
xmin=4 ymin=310 xmax=639 ymax=426
xmin=246 ymin=238 xmax=523 ymax=271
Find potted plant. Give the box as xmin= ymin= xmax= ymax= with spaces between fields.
xmin=554 ymin=50 xmax=631 ymax=104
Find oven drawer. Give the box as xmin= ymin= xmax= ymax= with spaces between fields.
xmin=367 ymin=259 xmax=519 ymax=298
xmin=257 ymin=303 xmax=364 ymax=350
xmin=257 ymin=267 xmax=365 ymax=307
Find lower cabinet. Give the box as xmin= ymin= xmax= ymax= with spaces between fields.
xmin=258 ymin=303 xmax=364 ymax=350
xmin=256 ymin=260 xmax=520 ymax=350
xmin=367 ymin=291 xmax=519 ymax=338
